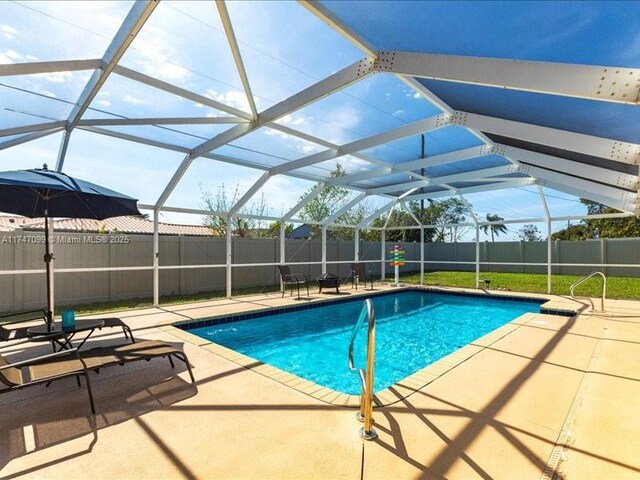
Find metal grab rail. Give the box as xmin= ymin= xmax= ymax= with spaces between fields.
xmin=347 ymin=299 xmax=377 ymax=440
xmin=570 ymin=271 xmax=607 ymax=312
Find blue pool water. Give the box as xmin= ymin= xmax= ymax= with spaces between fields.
xmin=187 ymin=291 xmax=541 ymax=394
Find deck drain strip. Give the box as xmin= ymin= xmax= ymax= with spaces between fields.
xmin=540 ymin=317 xmax=606 ymax=480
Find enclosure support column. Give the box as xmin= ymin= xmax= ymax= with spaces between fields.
xmin=279 ymin=222 xmax=285 ymax=293
xmin=475 ymin=225 xmax=480 ymax=289
xmin=226 ymin=218 xmax=233 ymax=299
xmin=547 ymin=219 xmax=552 ymax=294
xmin=153 ymin=208 xmax=159 ymax=306
xmin=380 ymin=229 xmax=386 ymax=281
xmin=354 ymin=228 xmax=360 ymax=261
xmin=538 ymin=186 xmax=552 ymax=294
xmin=321 ymin=225 xmax=327 ymax=274
xmin=420 ymin=227 xmax=424 ymax=286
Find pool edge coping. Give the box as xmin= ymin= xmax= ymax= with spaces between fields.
xmin=160 ymin=286 xmax=580 ymax=408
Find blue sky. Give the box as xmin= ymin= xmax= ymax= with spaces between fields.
xmin=0 ymin=1 xmax=630 ymax=240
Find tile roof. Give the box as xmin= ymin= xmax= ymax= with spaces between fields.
xmin=0 ymin=215 xmax=213 ymax=236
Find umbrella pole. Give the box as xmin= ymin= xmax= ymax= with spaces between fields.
xmin=44 ymin=215 xmax=54 ymax=329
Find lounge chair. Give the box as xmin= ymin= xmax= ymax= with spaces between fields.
xmin=351 ymin=263 xmax=374 ymax=290
xmin=277 ymin=265 xmax=309 ymax=299
xmin=0 ymin=340 xmax=195 ymax=414
xmin=0 ymin=309 xmax=47 ymax=343
xmin=97 ymin=317 xmax=136 ymax=343
xmin=0 ymin=310 xmax=135 ymax=345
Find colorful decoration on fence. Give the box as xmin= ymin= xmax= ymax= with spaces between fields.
xmin=388 ymin=245 xmax=405 ymax=267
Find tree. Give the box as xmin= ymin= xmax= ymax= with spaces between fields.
xmin=264 ymin=221 xmax=293 ymax=239
xmin=298 ymin=163 xmax=372 ymax=240
xmin=518 ymin=224 xmax=542 ymax=242
xmin=550 ymin=199 xmax=640 ymax=240
xmin=481 ymin=213 xmax=507 ymax=241
xmin=200 ymin=183 xmax=267 ymax=237
xmin=373 ymin=198 xmax=469 ymax=243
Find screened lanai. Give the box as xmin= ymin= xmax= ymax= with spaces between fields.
xmin=1 ymin=0 xmax=639 ymax=303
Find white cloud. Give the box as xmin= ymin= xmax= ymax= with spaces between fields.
xmin=300 ymin=145 xmax=317 ymax=154
xmin=5 ymin=50 xmax=21 ymax=60
xmin=0 ymin=52 xmax=13 ymax=64
xmin=125 ymin=25 xmax=190 ymax=82
xmin=205 ymin=89 xmax=251 ymax=112
xmin=38 ymin=89 xmax=56 ymax=98
xmin=393 ymin=109 xmax=405 ymax=116
xmin=26 ymin=54 xmax=38 ymax=61
xmin=1 ymin=24 xmax=17 ymax=40
xmin=325 ymin=105 xmax=361 ymax=130
xmin=97 ymin=100 xmax=111 ymax=107
xmin=34 ymin=71 xmax=73 ymax=83
xmin=123 ymin=94 xmax=146 ymax=106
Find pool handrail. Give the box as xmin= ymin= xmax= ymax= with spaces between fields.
xmin=347 ymin=298 xmax=377 ymax=440
xmin=569 ymin=271 xmax=606 ymax=312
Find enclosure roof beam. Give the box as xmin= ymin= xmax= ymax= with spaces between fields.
xmin=227 ymin=171 xmax=271 ymax=217
xmin=533 ymin=175 xmax=636 ymax=214
xmin=399 ymin=201 xmax=423 ymax=227
xmin=191 ymin=56 xmax=376 ymax=159
xmin=266 ymin=123 xmax=387 ymax=169
xmin=324 ymin=192 xmax=368 ymax=226
xmin=281 ymin=183 xmax=326 ymax=222
xmin=77 ymin=125 xmax=330 ymax=185
xmin=515 ymin=161 xmax=637 ymax=206
xmin=379 ymin=51 xmax=640 ymax=104
xmin=77 ymin=117 xmax=248 ymax=126
xmin=216 ymin=0 xmax=258 ymax=119
xmin=155 ymin=56 xmax=376 ymax=209
xmin=113 ymin=65 xmax=252 ymax=119
xmin=359 ymin=199 xmax=400 ymax=228
xmin=403 ymin=178 xmax=535 ymax=203
xmin=0 ymin=59 xmax=102 ymax=77
xmin=298 ymin=1 xmax=377 ymax=57
xmin=458 ymin=111 xmax=640 ymax=165
xmin=0 ymin=128 xmax=63 ymax=151
xmin=269 ymin=112 xmax=448 ymax=176
xmin=55 ymin=0 xmax=159 ymax=172
xmin=365 ymin=164 xmax=522 ymax=195
xmin=330 ymin=144 xmax=495 ymax=189
xmin=0 ymin=121 xmax=66 ymax=138
xmin=457 ymin=193 xmax=479 ymax=225
xmin=502 ymin=145 xmax=639 ymax=190
xmin=147 ymin=204 xmax=282 ymax=222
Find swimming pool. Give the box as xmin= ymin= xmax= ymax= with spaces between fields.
xmin=185 ymin=290 xmax=542 ymax=394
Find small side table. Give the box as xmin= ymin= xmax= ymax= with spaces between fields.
xmin=28 ymin=319 xmax=105 ymax=351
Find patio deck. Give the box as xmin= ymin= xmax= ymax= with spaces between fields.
xmin=1 ymin=285 xmax=639 ymax=479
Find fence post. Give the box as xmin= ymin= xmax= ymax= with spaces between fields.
xmin=547 ymin=221 xmax=552 ymax=294
xmin=601 ymin=238 xmax=606 ymax=276
xmin=13 ymin=230 xmax=24 ymax=310
xmin=152 ymin=209 xmax=159 ymax=306
xmin=321 ymin=226 xmax=327 ymax=274
xmin=420 ymin=227 xmax=424 ymax=286
xmin=226 ymin=222 xmax=232 ymax=299
xmin=380 ymin=230 xmax=386 ymax=281
xmin=475 ymin=225 xmax=480 ymax=288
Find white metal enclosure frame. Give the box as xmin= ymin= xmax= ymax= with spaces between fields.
xmin=0 ymin=0 xmax=638 ymax=303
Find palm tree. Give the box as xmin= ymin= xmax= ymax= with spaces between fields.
xmin=481 ymin=213 xmax=507 ymax=241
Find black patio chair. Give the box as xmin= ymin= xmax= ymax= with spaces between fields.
xmin=277 ymin=265 xmax=309 ymax=299
xmin=0 ymin=309 xmax=48 ymax=344
xmin=351 ymin=263 xmax=374 ymax=290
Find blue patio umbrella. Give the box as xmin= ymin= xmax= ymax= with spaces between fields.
xmin=0 ymin=165 xmax=140 ymax=326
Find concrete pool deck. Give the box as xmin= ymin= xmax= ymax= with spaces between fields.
xmin=1 ymin=284 xmax=639 ymax=479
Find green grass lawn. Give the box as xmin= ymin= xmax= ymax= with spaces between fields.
xmin=399 ymin=271 xmax=640 ymax=299
xmin=3 ymin=271 xmax=637 ymax=321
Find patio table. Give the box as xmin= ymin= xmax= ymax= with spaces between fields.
xmin=27 ymin=319 xmax=105 ymax=351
